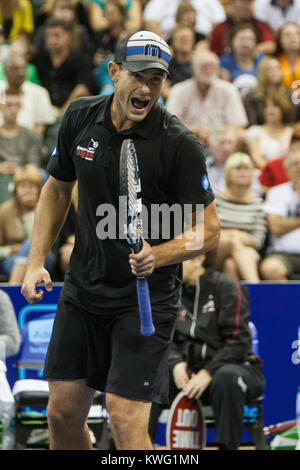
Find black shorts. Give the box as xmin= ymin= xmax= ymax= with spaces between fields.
xmin=43 ymin=298 xmax=177 ymax=405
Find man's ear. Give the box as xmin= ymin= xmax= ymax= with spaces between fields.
xmin=108 ymin=61 xmax=121 ymax=83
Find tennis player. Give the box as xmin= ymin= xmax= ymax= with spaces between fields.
xmin=21 ymin=31 xmax=220 ymax=450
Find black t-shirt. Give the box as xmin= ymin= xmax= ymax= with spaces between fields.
xmin=33 ymin=50 xmax=94 ymax=107
xmin=47 ymin=94 xmax=214 ymax=315
xmin=168 ymin=58 xmax=192 ymax=85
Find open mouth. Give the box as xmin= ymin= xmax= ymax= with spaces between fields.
xmin=131 ymin=97 xmax=150 ymax=111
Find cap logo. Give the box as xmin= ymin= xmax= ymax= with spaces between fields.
xmin=116 ymin=31 xmax=171 ymax=74
xmin=145 ymin=44 xmax=161 ymax=58
xmin=126 ymin=44 xmax=170 ymax=63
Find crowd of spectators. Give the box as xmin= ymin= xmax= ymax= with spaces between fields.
xmin=0 ymin=0 xmax=300 ymax=283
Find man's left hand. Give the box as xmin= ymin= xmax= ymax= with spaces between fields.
xmin=129 ymin=240 xmax=155 ymax=277
xmin=183 ymin=369 xmax=212 ymax=399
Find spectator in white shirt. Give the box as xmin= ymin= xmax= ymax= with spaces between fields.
xmin=207 ymin=125 xmax=262 ymax=194
xmin=166 ymin=48 xmax=248 ymax=146
xmin=143 ymin=0 xmax=226 ymax=41
xmin=0 ymin=53 xmax=55 ymax=135
xmin=260 ymin=141 xmax=300 ymax=280
xmin=254 ymin=0 xmax=300 ymax=33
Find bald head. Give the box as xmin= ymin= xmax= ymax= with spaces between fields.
xmin=4 ymin=54 xmax=26 ymax=89
xmin=192 ymin=48 xmax=219 ymax=85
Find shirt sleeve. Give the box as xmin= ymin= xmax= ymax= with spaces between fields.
xmin=209 ymin=23 xmax=226 ymax=56
xmin=256 ymin=20 xmax=275 ymax=43
xmin=220 ymin=54 xmax=235 ymax=73
xmin=259 ymin=162 xmax=273 ymax=187
xmin=33 ymin=86 xmax=55 ymax=125
xmin=264 ymin=186 xmax=286 ymax=216
xmin=172 ymin=130 xmax=215 ymax=209
xmin=46 ymin=107 xmax=77 ymax=181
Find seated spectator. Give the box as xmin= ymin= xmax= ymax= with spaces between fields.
xmin=214 ymin=152 xmax=267 ymax=282
xmin=161 ymin=24 xmax=195 ymax=102
xmin=206 ymin=126 xmax=239 ymax=193
xmin=0 ymin=289 xmax=21 ymax=359
xmin=0 ymin=0 xmax=34 ymax=42
xmin=206 ymin=125 xmax=262 ymax=196
xmin=220 ymin=23 xmax=265 ymax=97
xmin=258 ymin=122 xmax=300 ymax=193
xmin=88 ymin=0 xmax=142 ymax=35
xmin=149 ymin=252 xmax=265 ymax=450
xmin=254 ymin=0 xmax=300 ymax=33
xmin=246 ymin=95 xmax=294 ymax=168
xmin=35 ymin=0 xmax=91 ymax=31
xmin=174 ymin=2 xmax=207 ymax=44
xmin=168 ymin=24 xmax=195 ymax=85
xmin=210 ymin=0 xmax=276 ymax=57
xmin=0 ymin=89 xmax=43 ymax=175
xmin=92 ymin=0 xmax=128 ymax=67
xmin=0 ymin=164 xmax=54 ymax=283
xmin=277 ymin=22 xmax=300 ymax=90
xmin=32 ymin=17 xmax=94 ymax=114
xmin=166 ymin=48 xmax=248 ymax=147
xmin=33 ymin=0 xmax=93 ymax=56
xmin=243 ymin=56 xmax=295 ymax=126
xmin=260 ymin=142 xmax=300 ymax=280
xmin=143 ymin=0 xmax=226 ymax=41
xmin=0 ymin=36 xmax=41 ymax=85
xmin=0 ymin=53 xmax=55 ymax=135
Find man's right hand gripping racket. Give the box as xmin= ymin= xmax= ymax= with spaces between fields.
xmin=120 ymin=139 xmax=155 ymax=336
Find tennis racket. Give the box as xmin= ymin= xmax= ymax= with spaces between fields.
xmin=119 ymin=139 xmax=155 ymax=336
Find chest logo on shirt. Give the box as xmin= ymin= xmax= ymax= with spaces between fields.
xmin=202 ymin=295 xmax=215 ymax=314
xmin=76 ymin=139 xmax=99 ymax=161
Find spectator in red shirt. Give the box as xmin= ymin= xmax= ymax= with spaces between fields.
xmin=258 ymin=122 xmax=300 ymax=194
xmin=210 ymin=0 xmax=276 ymax=57
xmin=259 ymin=156 xmax=289 ymax=194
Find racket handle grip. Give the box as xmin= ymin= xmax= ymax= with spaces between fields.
xmin=136 ymin=278 xmax=155 ymax=336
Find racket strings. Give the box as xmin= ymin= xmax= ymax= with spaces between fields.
xmin=126 ymin=147 xmax=142 ymax=250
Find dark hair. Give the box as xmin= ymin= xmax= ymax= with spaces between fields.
xmin=169 ymin=23 xmax=195 ymax=44
xmin=175 ymin=2 xmax=196 ymax=23
xmin=44 ymin=16 xmax=73 ymax=32
xmin=228 ymin=23 xmax=259 ymax=52
xmin=276 ymin=22 xmax=300 ymax=55
xmin=262 ymin=93 xmax=295 ymax=124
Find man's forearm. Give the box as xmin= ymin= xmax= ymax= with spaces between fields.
xmin=62 ymin=84 xmax=91 ymax=110
xmin=268 ymin=214 xmax=300 ymax=236
xmin=26 ymin=177 xmax=74 ymax=269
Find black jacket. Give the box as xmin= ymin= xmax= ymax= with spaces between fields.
xmin=168 ymin=269 xmax=261 ymax=376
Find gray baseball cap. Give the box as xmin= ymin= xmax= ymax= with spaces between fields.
xmin=114 ymin=30 xmax=171 ymax=76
